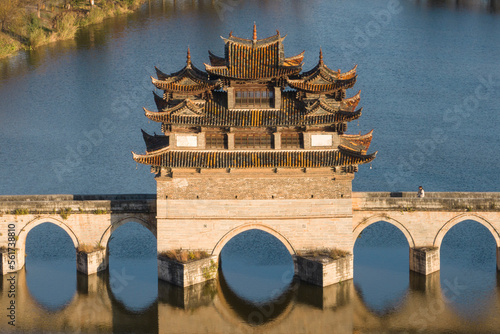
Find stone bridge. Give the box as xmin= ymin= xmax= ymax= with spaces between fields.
xmin=0 ymin=192 xmax=499 ymax=286
xmin=0 ymin=194 xmax=156 ymax=274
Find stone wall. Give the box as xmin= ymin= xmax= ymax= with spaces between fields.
xmin=156 ymin=168 xmax=353 ymax=200
xmin=155 ymin=168 xmax=356 ymax=259
xmin=155 ymin=197 xmax=354 ymax=254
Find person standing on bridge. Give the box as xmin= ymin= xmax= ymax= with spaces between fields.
xmin=417 ymin=186 xmax=425 ymax=198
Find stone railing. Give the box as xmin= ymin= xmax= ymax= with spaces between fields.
xmin=352 ymin=192 xmax=500 ymax=212
xmin=0 ymin=194 xmax=156 ymax=214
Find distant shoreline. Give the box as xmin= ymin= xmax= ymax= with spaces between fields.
xmin=0 ymin=0 xmax=147 ymax=59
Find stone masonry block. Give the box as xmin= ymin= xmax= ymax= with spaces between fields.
xmin=77 ymin=249 xmax=108 ymax=275
xmin=158 ymin=255 xmax=218 ymax=287
xmin=410 ymin=247 xmax=440 ymax=275
xmin=294 ymin=254 xmax=353 ymax=287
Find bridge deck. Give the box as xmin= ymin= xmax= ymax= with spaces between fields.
xmin=354 ymin=192 xmax=500 ymax=212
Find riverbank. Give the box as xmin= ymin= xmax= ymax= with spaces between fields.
xmin=0 ymin=0 xmax=146 ymax=59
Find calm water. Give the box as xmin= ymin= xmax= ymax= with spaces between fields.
xmin=0 ymin=0 xmax=499 ymax=332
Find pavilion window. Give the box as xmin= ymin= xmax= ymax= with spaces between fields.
xmin=234 ymin=89 xmax=274 ymax=108
xmin=281 ymin=133 xmax=302 ymax=149
xmin=234 ymin=134 xmax=273 ymax=149
xmin=206 ymin=134 xmax=227 ymax=149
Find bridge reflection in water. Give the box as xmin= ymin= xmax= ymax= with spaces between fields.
xmin=3 ymin=268 xmax=500 ymax=333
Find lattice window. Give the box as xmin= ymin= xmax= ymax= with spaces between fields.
xmin=281 ymin=133 xmax=302 ymax=149
xmin=235 ymin=89 xmax=274 ymax=108
xmin=206 ymin=134 xmax=226 ymax=149
xmin=234 ymin=134 xmax=273 ymax=149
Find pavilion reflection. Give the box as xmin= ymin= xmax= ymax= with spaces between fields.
xmin=156 ymin=270 xmax=354 ymax=333
xmin=3 ymin=268 xmax=500 ymax=333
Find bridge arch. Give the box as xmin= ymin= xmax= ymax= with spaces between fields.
xmin=212 ymin=223 xmax=295 ymax=256
xmin=17 ymin=216 xmax=80 ymax=250
xmin=433 ymin=213 xmax=500 ymax=248
xmin=99 ymin=216 xmax=157 ymax=247
xmin=353 ymin=215 xmax=415 ymax=248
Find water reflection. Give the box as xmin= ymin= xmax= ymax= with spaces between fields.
xmin=440 ymin=220 xmax=498 ymax=322
xmin=4 ymin=264 xmax=500 ymax=332
xmin=354 ymin=222 xmax=410 ymax=315
xmin=219 ymin=230 xmax=294 ymax=304
xmin=25 ymin=223 xmax=76 ymax=311
xmin=216 ymin=269 xmax=295 ymax=326
xmin=107 ymin=222 xmax=157 ymax=312
xmin=414 ymin=0 xmax=500 ymax=13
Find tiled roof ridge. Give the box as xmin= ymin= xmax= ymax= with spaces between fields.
xmin=132 ymin=149 xmax=376 ymax=169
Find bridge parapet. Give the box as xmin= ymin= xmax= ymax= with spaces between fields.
xmin=353 ymin=192 xmax=500 ymax=212
xmin=0 ymin=194 xmax=156 ymax=214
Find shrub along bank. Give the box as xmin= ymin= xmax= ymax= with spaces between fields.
xmin=0 ymin=0 xmax=146 ymax=58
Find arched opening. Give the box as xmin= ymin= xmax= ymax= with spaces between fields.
xmin=106 ymin=221 xmax=157 ymax=312
xmin=353 ymin=221 xmax=410 ymax=315
xmin=25 ymin=222 xmax=77 ymax=311
xmin=218 ymin=229 xmax=295 ymax=324
xmin=439 ymin=219 xmax=497 ymax=321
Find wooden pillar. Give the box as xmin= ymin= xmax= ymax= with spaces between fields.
xmin=227 ymin=133 xmax=235 ymax=150
xmin=273 ymin=132 xmax=281 ymax=150
xmin=274 ymin=87 xmax=281 ymax=109
xmin=227 ymin=87 xmax=235 ymax=109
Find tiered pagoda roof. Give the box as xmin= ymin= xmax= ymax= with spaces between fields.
xmin=152 ymin=49 xmax=221 ymax=95
xmin=143 ymin=91 xmax=362 ymax=127
xmin=339 ymin=130 xmax=374 ymax=155
xmin=132 ymin=149 xmax=374 ymax=169
xmin=133 ymin=27 xmax=376 ymax=171
xmin=204 ymin=24 xmax=303 ymax=80
xmin=287 ymin=50 xmax=357 ymax=94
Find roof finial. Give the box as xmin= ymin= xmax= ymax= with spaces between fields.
xmin=319 ymin=48 xmax=323 ymax=64
xmin=186 ymin=47 xmax=191 ymax=65
xmin=253 ymin=22 xmax=257 ymax=41
xmin=229 ymin=31 xmax=233 ymax=37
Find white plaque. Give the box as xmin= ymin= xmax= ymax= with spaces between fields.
xmin=311 ymin=134 xmax=333 ymax=147
xmin=176 ymin=135 xmax=198 ymax=147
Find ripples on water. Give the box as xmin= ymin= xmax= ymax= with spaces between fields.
xmin=1 ymin=0 xmax=500 ymax=332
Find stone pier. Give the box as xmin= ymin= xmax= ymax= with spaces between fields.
xmin=157 ymin=255 xmax=218 ymax=287
xmin=294 ymin=255 xmax=353 ymax=287
xmin=409 ymin=247 xmax=440 ymax=275
xmin=76 ymin=249 xmax=108 ymax=275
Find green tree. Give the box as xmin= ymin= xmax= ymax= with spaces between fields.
xmin=0 ymin=0 xmax=22 ymax=32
